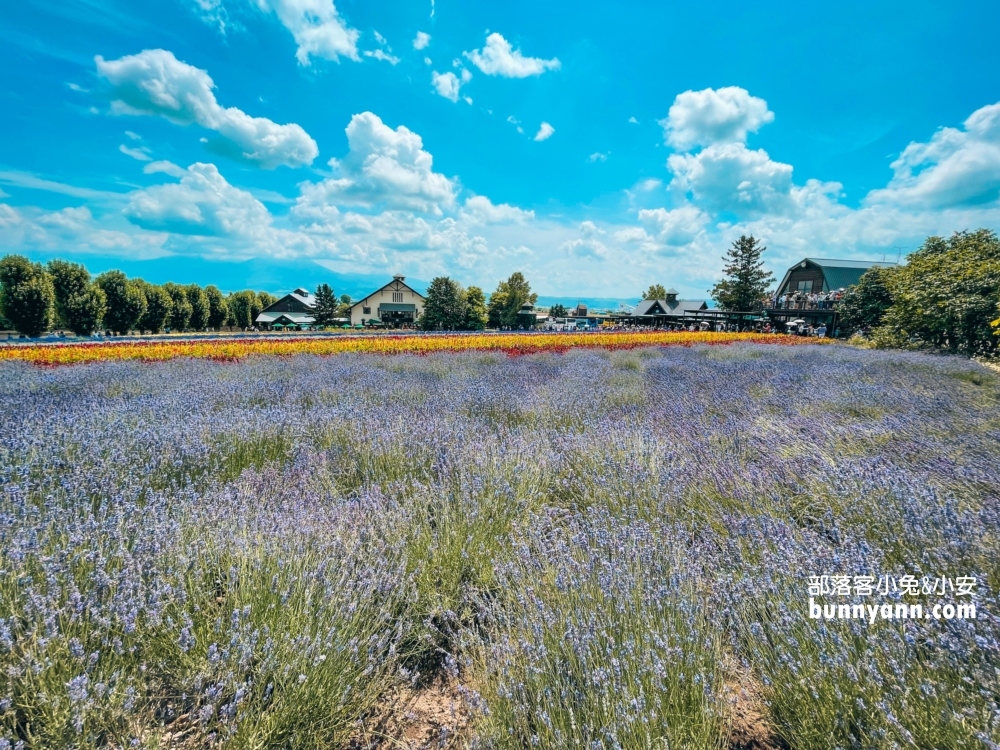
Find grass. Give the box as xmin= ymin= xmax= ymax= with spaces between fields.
xmin=1 ymin=344 xmax=998 ymax=749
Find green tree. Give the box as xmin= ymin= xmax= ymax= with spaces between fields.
xmin=48 ymin=259 xmax=106 ymax=336
xmin=97 ymin=271 xmax=146 ymax=335
xmin=227 ymin=291 xmax=255 ymax=330
xmin=875 ymin=229 xmax=1000 ymax=355
xmin=0 ymin=255 xmax=55 ymax=337
xmin=548 ymin=303 xmax=568 ymax=318
xmin=137 ymin=282 xmax=172 ymax=333
xmin=710 ymin=235 xmax=775 ymax=313
xmin=641 ymin=284 xmax=668 ymax=301
xmin=163 ymin=283 xmax=193 ymax=331
xmin=421 ymin=276 xmax=468 ymax=330
xmin=464 ymin=286 xmax=488 ymax=330
xmin=314 ymin=283 xmax=339 ymax=326
xmin=488 ymin=272 xmax=537 ymax=328
xmin=204 ymin=285 xmax=228 ymax=329
xmin=249 ymin=292 xmax=265 ymax=325
xmin=839 ymin=267 xmax=895 ymax=334
xmin=186 ymin=284 xmax=210 ymax=330
xmin=337 ymin=293 xmax=353 ymax=318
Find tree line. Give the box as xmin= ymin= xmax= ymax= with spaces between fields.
xmin=418 ymin=272 xmax=536 ymax=330
xmin=0 ymin=255 xmax=282 ymax=337
xmin=839 ymin=229 xmax=1000 ymax=356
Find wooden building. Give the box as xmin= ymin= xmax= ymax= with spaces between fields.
xmin=256 ymin=288 xmax=316 ymax=329
xmin=775 ymin=258 xmax=896 ymax=297
xmin=349 ymin=275 xmax=426 ymax=328
xmin=620 ymin=289 xmax=709 ymax=325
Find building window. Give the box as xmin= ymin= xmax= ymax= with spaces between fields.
xmin=363 ymin=306 xmax=371 ymax=314
xmin=392 ymin=292 xmax=403 ymax=303
xmin=797 ymin=280 xmax=814 ymax=292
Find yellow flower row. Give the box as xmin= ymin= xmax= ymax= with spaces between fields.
xmin=0 ymin=331 xmax=829 ymax=367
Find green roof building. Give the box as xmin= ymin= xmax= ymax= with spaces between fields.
xmin=775 ymin=258 xmax=898 ymax=296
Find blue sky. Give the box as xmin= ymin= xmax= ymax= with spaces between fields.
xmin=1 ymin=0 xmax=999 ymax=299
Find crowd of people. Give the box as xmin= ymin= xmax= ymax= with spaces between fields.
xmin=771 ymin=288 xmax=846 ymax=310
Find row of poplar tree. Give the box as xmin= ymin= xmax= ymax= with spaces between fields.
xmin=0 ymin=255 xmax=280 ymax=337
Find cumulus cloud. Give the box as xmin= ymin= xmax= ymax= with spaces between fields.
xmin=413 ymin=31 xmax=431 ymax=50
xmin=534 ymin=122 xmax=555 ymax=142
xmin=295 ymin=112 xmax=457 ymax=216
xmin=431 ymin=71 xmax=465 ymax=102
xmin=661 ymin=86 xmax=774 ymax=150
xmin=254 ymin=0 xmax=359 ymax=64
xmin=588 ymin=152 xmax=608 ymax=162
xmin=667 ymin=143 xmax=794 ymax=215
xmin=867 ymin=101 xmax=1000 ymax=209
xmin=460 ymin=195 xmax=534 ymax=224
xmin=96 ymin=49 xmax=318 ymax=169
xmin=464 ymin=33 xmax=560 ymax=78
xmin=638 ymin=206 xmax=709 ymax=245
xmin=124 ymin=162 xmax=272 ymax=237
xmin=561 ymin=237 xmax=608 ymax=258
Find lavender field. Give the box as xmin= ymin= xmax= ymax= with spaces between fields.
xmin=1 ymin=344 xmax=998 ymax=750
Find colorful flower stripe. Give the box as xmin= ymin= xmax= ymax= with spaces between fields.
xmin=0 ymin=331 xmax=829 ymax=367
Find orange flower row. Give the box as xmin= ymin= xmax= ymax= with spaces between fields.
xmin=0 ymin=331 xmax=829 ymax=367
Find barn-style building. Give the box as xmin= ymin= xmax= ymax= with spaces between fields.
xmin=775 ymin=258 xmax=896 ymax=297
xmin=349 ymin=275 xmax=426 ymax=328
xmin=256 ymin=288 xmax=316 ymax=328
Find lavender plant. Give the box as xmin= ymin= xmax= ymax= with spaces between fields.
xmin=0 ymin=344 xmax=997 ymax=749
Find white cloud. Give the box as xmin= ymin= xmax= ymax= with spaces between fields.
xmin=0 ymin=204 xmax=22 ymax=227
xmin=534 ymin=122 xmax=555 ymax=142
xmin=432 ymin=71 xmax=461 ymax=102
xmin=295 ymin=112 xmax=457 ymax=216
xmin=638 ymin=178 xmax=662 ymax=191
xmin=460 ymin=195 xmax=534 ymax=224
xmin=464 ymin=33 xmax=560 ymax=78
xmin=432 ymin=68 xmax=472 ymax=103
xmin=413 ymin=31 xmax=431 ymax=50
xmin=253 ymin=0 xmax=359 ymax=64
xmin=0 ymin=188 xmax=9 ymax=199
xmin=96 ymin=49 xmax=318 ymax=169
xmin=628 ymin=116 xmax=639 ymax=124
xmin=588 ymin=152 xmax=608 ymax=162
xmin=124 ymin=162 xmax=272 ymax=238
xmin=561 ymin=237 xmax=608 ymax=258
xmin=190 ymin=0 xmax=230 ymax=34
xmin=638 ymin=206 xmax=709 ymax=245
xmin=143 ymin=160 xmax=187 ymax=178
xmin=867 ymin=101 xmax=1000 ymax=209
xmin=119 ymin=144 xmax=152 ymax=161
xmin=125 ymin=130 xmax=142 ymax=140
xmin=667 ymin=142 xmax=794 ymax=215
xmin=661 ymin=86 xmax=774 ymax=151
xmin=364 ymin=49 xmax=400 ymax=65
xmin=424 ymin=56 xmax=432 ymax=66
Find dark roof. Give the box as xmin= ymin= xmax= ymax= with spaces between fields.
xmin=349 ymin=277 xmax=425 ymax=310
xmin=379 ymin=303 xmax=417 ymax=312
xmin=259 ymin=290 xmax=316 ymax=316
xmin=633 ymin=299 xmax=708 ymax=317
xmin=665 ymin=288 xmax=679 ymax=295
xmin=776 ymin=258 xmax=898 ymax=294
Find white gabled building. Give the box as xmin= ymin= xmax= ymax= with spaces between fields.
xmin=349 ymin=275 xmax=425 ymax=328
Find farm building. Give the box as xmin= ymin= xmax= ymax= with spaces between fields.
xmin=775 ymin=258 xmax=897 ymax=297
xmin=349 ymin=275 xmax=426 ymax=328
xmin=626 ymin=289 xmax=709 ymax=325
xmin=256 ymin=288 xmax=316 ymax=328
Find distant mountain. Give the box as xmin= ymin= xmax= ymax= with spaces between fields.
xmin=19 ymin=253 xmax=426 ymax=299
